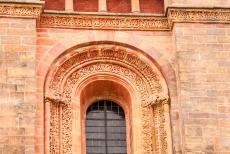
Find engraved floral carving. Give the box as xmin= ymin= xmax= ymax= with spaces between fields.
xmin=1 ymin=3 xmax=229 ymax=31
xmin=39 ymin=14 xmax=169 ymax=31
xmin=145 ymin=94 xmax=169 ymax=108
xmin=45 ymin=98 xmax=61 ymax=154
xmin=168 ymin=8 xmax=230 ymax=23
xmin=45 ymin=44 xmax=172 ymax=154
xmin=39 ymin=8 xmax=230 ymax=31
xmin=0 ymin=2 xmax=43 ymax=18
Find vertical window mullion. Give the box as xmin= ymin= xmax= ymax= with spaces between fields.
xmin=104 ymin=100 xmax=108 ymax=154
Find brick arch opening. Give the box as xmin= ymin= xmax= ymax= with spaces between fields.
xmin=44 ymin=42 xmax=173 ymax=154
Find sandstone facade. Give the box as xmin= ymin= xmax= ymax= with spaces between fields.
xmin=0 ymin=0 xmax=230 ymax=154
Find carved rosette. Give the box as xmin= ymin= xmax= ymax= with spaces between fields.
xmin=45 ymin=44 xmax=172 ymax=154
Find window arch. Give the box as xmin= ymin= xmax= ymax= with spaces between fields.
xmin=44 ymin=43 xmax=173 ymax=154
xmin=86 ymin=100 xmax=127 ymax=154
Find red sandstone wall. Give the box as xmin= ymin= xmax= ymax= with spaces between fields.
xmin=43 ymin=0 xmax=164 ymax=13
xmin=73 ymin=0 xmax=98 ymax=12
xmin=0 ymin=18 xmax=37 ymax=153
xmin=174 ymin=23 xmax=230 ymax=153
xmin=140 ymin=0 xmax=164 ymax=14
xmin=44 ymin=0 xmax=65 ymax=10
xmin=107 ymin=0 xmax=131 ymax=13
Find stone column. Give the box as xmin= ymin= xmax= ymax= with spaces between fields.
xmin=163 ymin=100 xmax=173 ymax=154
xmin=45 ymin=98 xmax=51 ymax=154
xmin=131 ymin=0 xmax=140 ymax=12
xmin=45 ymin=95 xmax=65 ymax=154
xmin=99 ymin=0 xmax=107 ymax=12
xmin=146 ymin=94 xmax=173 ymax=153
xmin=65 ymin=0 xmax=74 ymax=11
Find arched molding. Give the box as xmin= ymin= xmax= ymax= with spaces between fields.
xmin=40 ymin=41 xmax=175 ymax=91
xmin=44 ymin=42 xmax=173 ymax=154
xmin=74 ymin=74 xmax=134 ymax=114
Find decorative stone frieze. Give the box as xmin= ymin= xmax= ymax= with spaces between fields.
xmin=0 ymin=2 xmax=229 ymax=30
xmin=0 ymin=1 xmax=44 ymax=18
xmin=40 ymin=13 xmax=170 ymax=30
xmin=167 ymin=8 xmax=230 ymax=27
xmin=39 ymin=8 xmax=230 ymax=31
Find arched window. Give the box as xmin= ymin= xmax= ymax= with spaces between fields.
xmin=86 ymin=100 xmax=127 ymax=154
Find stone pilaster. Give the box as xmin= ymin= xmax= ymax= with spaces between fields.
xmin=99 ymin=0 xmax=107 ymax=12
xmin=65 ymin=0 xmax=74 ymax=11
xmin=131 ymin=0 xmax=140 ymax=12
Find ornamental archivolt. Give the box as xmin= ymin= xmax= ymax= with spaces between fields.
xmin=45 ymin=44 xmax=172 ymax=154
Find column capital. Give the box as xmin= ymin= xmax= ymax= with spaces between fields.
xmin=144 ymin=93 xmax=169 ymax=108
xmin=45 ymin=93 xmax=66 ymax=106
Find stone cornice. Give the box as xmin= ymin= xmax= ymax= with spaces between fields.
xmin=0 ymin=2 xmax=229 ymax=30
xmin=39 ymin=7 xmax=230 ymax=31
xmin=40 ymin=12 xmax=170 ymax=30
xmin=168 ymin=8 xmax=230 ymax=27
xmin=0 ymin=1 xmax=44 ymax=18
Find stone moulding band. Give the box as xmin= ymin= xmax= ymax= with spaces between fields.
xmin=39 ymin=8 xmax=230 ymax=31
xmin=0 ymin=1 xmax=44 ymax=18
xmin=0 ymin=1 xmax=229 ymax=30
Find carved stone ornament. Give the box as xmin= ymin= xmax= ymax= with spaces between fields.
xmin=1 ymin=2 xmax=229 ymax=31
xmin=39 ymin=8 xmax=230 ymax=31
xmin=0 ymin=1 xmax=44 ymax=18
xmin=45 ymin=43 xmax=173 ymax=154
xmin=45 ymin=93 xmax=66 ymax=106
xmin=145 ymin=94 xmax=169 ymax=108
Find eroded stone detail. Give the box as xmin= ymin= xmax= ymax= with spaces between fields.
xmin=168 ymin=8 xmax=230 ymax=25
xmin=1 ymin=2 xmax=229 ymax=31
xmin=0 ymin=2 xmax=43 ymax=18
xmin=40 ymin=14 xmax=169 ymax=31
xmin=153 ymin=103 xmax=167 ymax=154
xmin=40 ymin=8 xmax=230 ymax=31
xmin=46 ymin=45 xmax=171 ymax=154
xmin=45 ymin=98 xmax=61 ymax=154
xmin=145 ymin=94 xmax=169 ymax=108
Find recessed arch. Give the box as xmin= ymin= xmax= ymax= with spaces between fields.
xmin=44 ymin=42 xmax=173 ymax=154
xmin=78 ymin=79 xmax=132 ymax=154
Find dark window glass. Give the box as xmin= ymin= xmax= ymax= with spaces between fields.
xmin=86 ymin=100 xmax=127 ymax=154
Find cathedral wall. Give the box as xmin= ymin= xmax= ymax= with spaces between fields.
xmin=35 ymin=29 xmax=184 ymax=153
xmin=0 ymin=1 xmax=230 ymax=153
xmin=173 ymin=23 xmax=230 ymax=153
xmin=0 ymin=18 xmax=37 ymax=154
